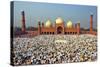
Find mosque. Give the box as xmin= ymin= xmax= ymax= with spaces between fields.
xmin=38 ymin=18 xmax=80 ymax=35
xmin=19 ymin=11 xmax=97 ymax=37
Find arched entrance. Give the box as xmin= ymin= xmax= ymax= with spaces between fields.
xmin=57 ymin=26 xmax=63 ymax=34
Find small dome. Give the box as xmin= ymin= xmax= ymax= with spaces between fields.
xmin=45 ymin=20 xmax=52 ymax=27
xmin=67 ymin=20 xmax=73 ymax=28
xmin=56 ymin=17 xmax=63 ymax=24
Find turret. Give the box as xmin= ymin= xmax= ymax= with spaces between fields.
xmin=90 ymin=14 xmax=93 ymax=32
xmin=42 ymin=22 xmax=44 ymax=28
xmin=77 ymin=22 xmax=80 ymax=35
xmin=21 ymin=11 xmax=26 ymax=32
xmin=38 ymin=21 xmax=41 ymax=35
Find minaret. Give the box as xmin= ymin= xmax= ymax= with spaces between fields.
xmin=21 ymin=11 xmax=26 ymax=32
xmin=90 ymin=14 xmax=93 ymax=32
xmin=77 ymin=22 xmax=80 ymax=35
xmin=42 ymin=22 xmax=44 ymax=28
xmin=38 ymin=21 xmax=41 ymax=35
xmin=75 ymin=23 xmax=77 ymax=28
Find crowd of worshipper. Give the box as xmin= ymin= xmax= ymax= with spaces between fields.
xmin=12 ymin=34 xmax=97 ymax=65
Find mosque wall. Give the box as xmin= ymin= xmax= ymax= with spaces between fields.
xmin=41 ymin=27 xmax=55 ymax=34
xmin=64 ymin=28 xmax=77 ymax=32
xmin=40 ymin=26 xmax=78 ymax=35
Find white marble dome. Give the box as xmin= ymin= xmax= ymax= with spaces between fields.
xmin=56 ymin=17 xmax=63 ymax=24
xmin=45 ymin=20 xmax=52 ymax=27
xmin=67 ymin=20 xmax=73 ymax=28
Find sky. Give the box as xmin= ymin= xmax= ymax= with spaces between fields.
xmin=13 ymin=1 xmax=97 ymax=29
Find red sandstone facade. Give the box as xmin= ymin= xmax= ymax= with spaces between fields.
xmin=38 ymin=21 xmax=80 ymax=35
xmin=20 ymin=11 xmax=97 ymax=36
